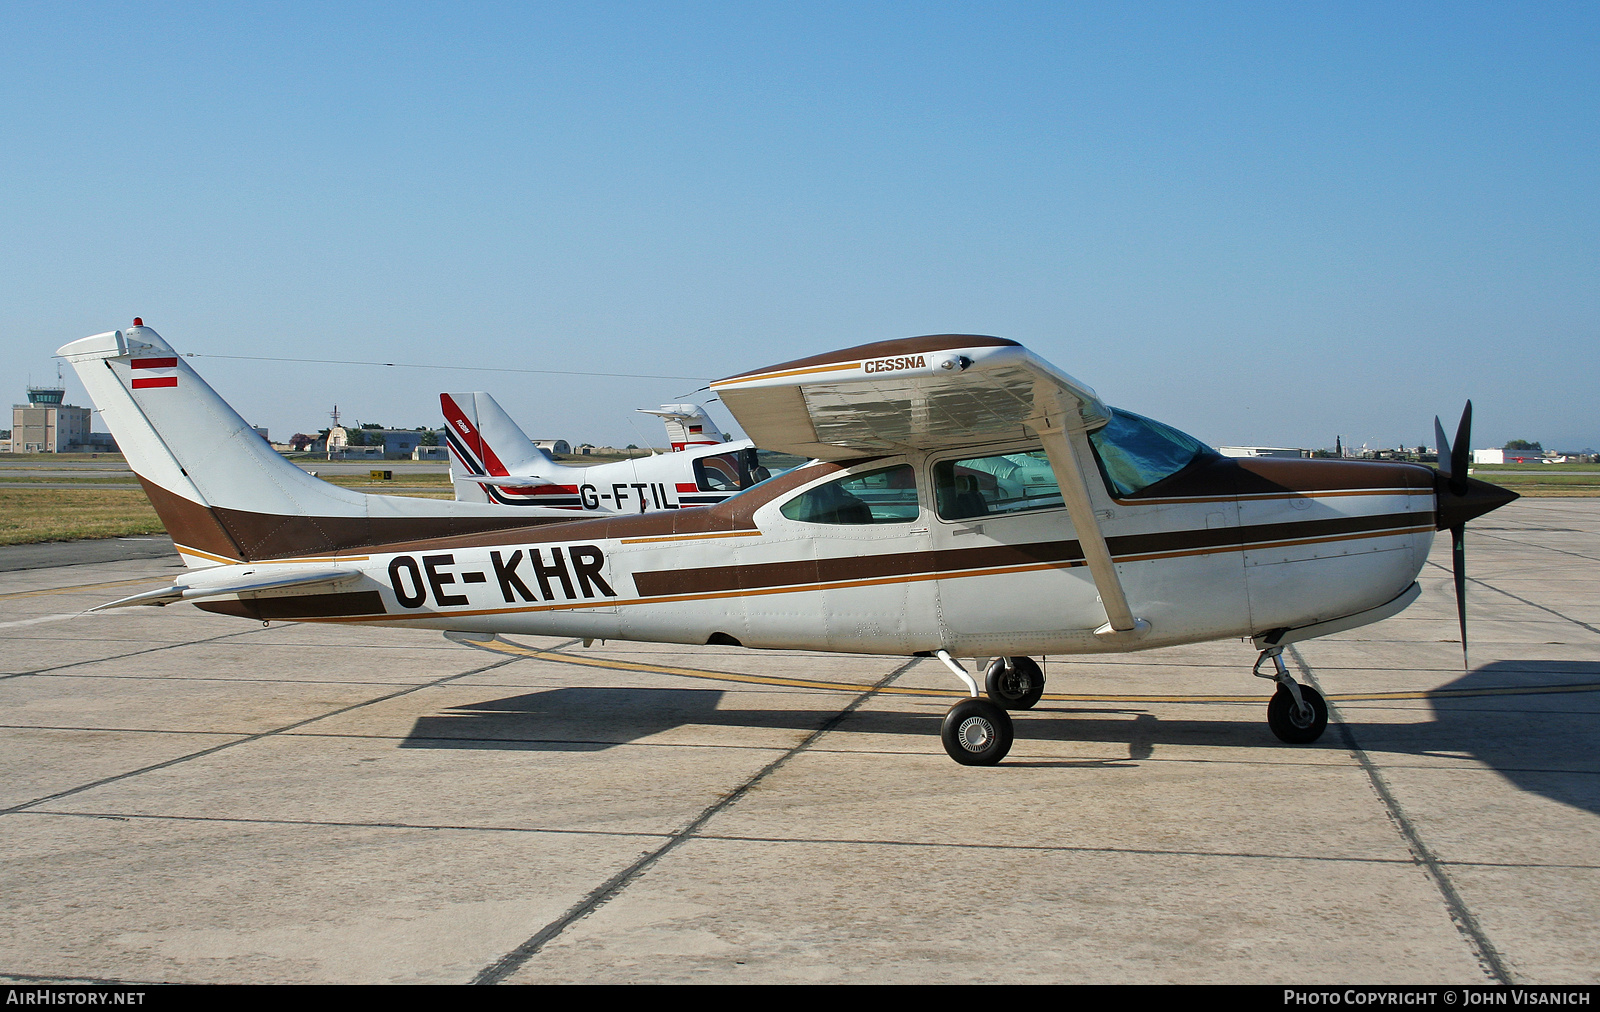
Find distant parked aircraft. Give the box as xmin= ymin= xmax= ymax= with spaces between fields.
xmin=441 ymin=391 xmax=775 ymax=514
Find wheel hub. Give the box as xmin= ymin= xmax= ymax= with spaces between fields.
xmin=958 ymin=716 xmax=994 ymax=752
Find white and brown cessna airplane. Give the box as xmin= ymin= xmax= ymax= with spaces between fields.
xmin=61 ymin=323 xmax=1516 ymax=765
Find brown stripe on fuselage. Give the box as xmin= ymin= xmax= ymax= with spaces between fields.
xmin=632 ymin=540 xmax=1079 ymax=597
xmin=632 ymin=509 xmax=1430 ymax=598
xmin=716 ymin=335 xmax=1019 ymax=384
xmin=1115 ymin=455 xmax=1435 ymax=503
xmin=1111 ymin=509 xmax=1430 ymax=557
xmin=1231 ymin=457 xmax=1434 ymax=495
xmin=1127 ymin=488 xmax=1432 ymax=506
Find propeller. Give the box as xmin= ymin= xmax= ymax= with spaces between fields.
xmin=1432 ymin=401 xmax=1518 ymax=669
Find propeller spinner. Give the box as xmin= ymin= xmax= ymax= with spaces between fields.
xmin=1432 ymin=401 xmax=1520 ymax=668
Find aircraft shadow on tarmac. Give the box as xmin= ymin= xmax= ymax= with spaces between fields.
xmin=1337 ymin=659 xmax=1600 ymax=818
xmin=400 ymin=662 xmax=1599 ymax=815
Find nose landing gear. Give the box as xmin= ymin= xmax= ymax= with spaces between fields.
xmin=984 ymin=656 xmax=1045 ymax=710
xmin=1253 ymin=646 xmax=1329 ymax=744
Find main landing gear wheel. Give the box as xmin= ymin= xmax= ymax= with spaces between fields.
xmin=984 ymin=656 xmax=1045 ymax=710
xmin=941 ymin=697 xmax=1014 ymax=766
xmin=1267 ymin=684 xmax=1328 ymax=744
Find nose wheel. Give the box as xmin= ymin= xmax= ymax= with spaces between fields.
xmin=1266 ymin=683 xmax=1327 ymax=743
xmin=984 ymin=656 xmax=1045 ymax=709
xmin=1253 ymin=646 xmax=1329 ymax=744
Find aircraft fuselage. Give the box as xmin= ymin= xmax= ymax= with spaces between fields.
xmin=195 ymin=442 xmax=1435 ymax=658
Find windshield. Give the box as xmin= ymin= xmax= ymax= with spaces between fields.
xmin=1087 ymin=408 xmax=1214 ymax=497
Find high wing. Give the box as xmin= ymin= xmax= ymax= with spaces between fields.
xmin=711 ymin=334 xmax=1145 ymax=638
xmin=711 ymin=335 xmax=1110 ymax=458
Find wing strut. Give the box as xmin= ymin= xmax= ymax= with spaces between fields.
xmin=1031 ymin=421 xmax=1149 ymax=642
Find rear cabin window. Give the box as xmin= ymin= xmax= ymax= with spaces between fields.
xmin=779 ymin=465 xmax=919 ymax=525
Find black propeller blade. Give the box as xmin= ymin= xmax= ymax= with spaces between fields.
xmin=1451 ymin=401 xmax=1472 ymax=496
xmin=1432 ymin=400 xmax=1516 ymax=670
xmin=1451 ymin=524 xmax=1468 ymax=666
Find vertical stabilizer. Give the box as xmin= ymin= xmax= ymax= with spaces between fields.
xmin=58 ymin=326 xmax=574 ymax=566
xmin=440 ymin=391 xmax=555 ymax=501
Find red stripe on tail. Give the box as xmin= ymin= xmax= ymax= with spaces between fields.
xmin=439 ymin=394 xmax=509 ymax=477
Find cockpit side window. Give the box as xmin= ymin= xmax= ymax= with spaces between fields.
xmin=779 ymin=465 xmax=919 ymax=525
xmin=693 ymin=448 xmax=804 ymax=493
xmin=693 ymin=452 xmax=749 ymax=492
xmin=932 ymin=451 xmax=1063 ymax=520
xmin=1087 ymin=408 xmax=1215 ymax=497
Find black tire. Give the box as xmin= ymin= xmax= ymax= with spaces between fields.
xmin=984 ymin=656 xmax=1045 ymax=710
xmin=941 ymin=697 xmax=1014 ymax=766
xmin=1267 ymin=684 xmax=1328 ymax=744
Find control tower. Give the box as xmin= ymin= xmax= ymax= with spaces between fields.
xmin=8 ymin=385 xmax=92 ymax=453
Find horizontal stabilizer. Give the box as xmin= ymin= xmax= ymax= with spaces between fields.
xmin=637 ymin=403 xmax=728 ymax=449
xmin=454 ymin=474 xmax=565 ymax=487
xmin=93 ymin=567 xmax=362 ymax=610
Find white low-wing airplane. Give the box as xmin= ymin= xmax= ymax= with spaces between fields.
xmin=441 ymin=391 xmax=774 ymax=513
xmin=62 ymin=324 xmax=1516 ymax=765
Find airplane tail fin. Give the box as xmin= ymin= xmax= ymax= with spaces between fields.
xmin=440 ymin=391 xmax=558 ymax=503
xmin=58 ymin=325 xmax=563 ymax=567
xmin=637 ymin=403 xmax=727 ymax=452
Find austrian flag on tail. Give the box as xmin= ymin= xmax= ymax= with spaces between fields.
xmin=130 ymin=357 xmax=179 ymax=389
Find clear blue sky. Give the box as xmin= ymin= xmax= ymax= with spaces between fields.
xmin=3 ymin=2 xmax=1595 ymax=452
